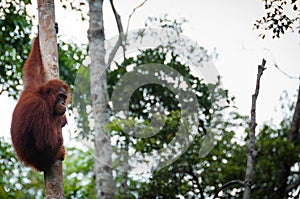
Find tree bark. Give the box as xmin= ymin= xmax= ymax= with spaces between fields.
xmin=43 ymin=161 xmax=64 ymax=199
xmin=37 ymin=0 xmax=60 ymax=81
xmin=243 ymin=59 xmax=266 ymax=199
xmin=88 ymin=0 xmax=115 ymax=198
xmin=277 ymin=83 xmax=300 ymax=198
xmin=37 ymin=0 xmax=64 ymax=198
xmin=288 ymin=83 xmax=300 ymax=144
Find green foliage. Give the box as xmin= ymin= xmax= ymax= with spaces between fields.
xmin=131 ymin=113 xmax=247 ymax=198
xmin=117 ymin=111 xmax=300 ymax=198
xmin=108 ymin=47 xmax=212 ymax=118
xmin=64 ymin=147 xmax=96 ymax=199
xmin=252 ymin=121 xmax=300 ymax=198
xmin=59 ymin=40 xmax=90 ymax=139
xmin=107 ymin=40 xmax=300 ymax=197
xmin=107 ymin=47 xmax=213 ymax=150
xmin=105 ymin=16 xmax=235 ymax=198
xmin=58 ymin=40 xmax=88 ymax=89
xmin=0 ymin=0 xmax=32 ymax=98
xmin=0 ymin=137 xmax=44 ymax=198
xmin=0 ymin=137 xmax=96 ymax=199
xmin=71 ymin=65 xmax=93 ymax=139
xmin=106 ymin=42 xmax=231 ymax=198
xmin=3 ymin=112 xmax=299 ymax=198
xmin=0 ymin=1 xmax=87 ymax=99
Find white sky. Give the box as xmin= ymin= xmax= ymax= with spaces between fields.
xmin=1 ymin=0 xmax=299 ymax=139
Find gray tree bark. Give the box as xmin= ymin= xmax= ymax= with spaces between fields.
xmin=288 ymin=84 xmax=300 ymax=144
xmin=88 ymin=0 xmax=115 ymax=198
xmin=277 ymin=83 xmax=300 ymax=198
xmin=243 ymin=59 xmax=266 ymax=199
xmin=37 ymin=0 xmax=64 ymax=198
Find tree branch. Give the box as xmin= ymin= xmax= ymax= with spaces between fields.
xmin=288 ymin=83 xmax=300 ymax=143
xmin=213 ymin=180 xmax=245 ymax=199
xmin=125 ymin=0 xmax=148 ymax=35
xmin=243 ymin=59 xmax=266 ymax=199
xmin=108 ymin=0 xmax=126 ymax=63
xmin=109 ymin=0 xmax=123 ymax=33
xmin=107 ymin=0 xmax=148 ymax=67
xmin=107 ymin=35 xmax=123 ymax=68
xmin=274 ymin=64 xmax=299 ymax=79
xmin=187 ymin=160 xmax=204 ymax=199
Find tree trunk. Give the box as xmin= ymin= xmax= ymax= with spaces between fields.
xmin=288 ymin=84 xmax=300 ymax=144
xmin=243 ymin=59 xmax=266 ymax=199
xmin=37 ymin=0 xmax=64 ymax=198
xmin=88 ymin=0 xmax=115 ymax=198
xmin=37 ymin=0 xmax=60 ymax=81
xmin=276 ymin=84 xmax=300 ymax=199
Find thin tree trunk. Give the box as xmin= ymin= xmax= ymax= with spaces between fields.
xmin=88 ymin=0 xmax=115 ymax=198
xmin=37 ymin=0 xmax=64 ymax=198
xmin=243 ymin=59 xmax=266 ymax=199
xmin=288 ymin=83 xmax=300 ymax=144
xmin=276 ymin=83 xmax=300 ymax=198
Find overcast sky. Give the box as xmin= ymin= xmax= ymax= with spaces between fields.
xmin=1 ymin=0 xmax=299 ymax=138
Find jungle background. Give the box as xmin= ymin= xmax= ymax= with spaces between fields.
xmin=0 ymin=0 xmax=299 ymax=198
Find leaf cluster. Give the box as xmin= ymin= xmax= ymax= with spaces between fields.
xmin=0 ymin=137 xmax=96 ymax=199
xmin=254 ymin=0 xmax=299 ymax=38
xmin=0 ymin=0 xmax=32 ymax=98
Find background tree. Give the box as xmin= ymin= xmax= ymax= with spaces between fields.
xmin=0 ymin=0 xmax=31 ymax=98
xmin=103 ymin=16 xmax=232 ymax=198
xmin=254 ymin=0 xmax=300 ymax=197
xmin=0 ymin=137 xmax=44 ymax=198
xmin=0 ymin=137 xmax=97 ymax=199
xmin=87 ymin=0 xmax=115 ymax=198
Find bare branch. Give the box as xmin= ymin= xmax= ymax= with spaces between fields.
xmin=213 ymin=180 xmax=245 ymax=199
xmin=109 ymin=0 xmax=124 ymax=33
xmin=274 ymin=64 xmax=299 ymax=79
xmin=107 ymin=0 xmax=148 ymax=68
xmin=107 ymin=35 xmax=123 ymax=68
xmin=265 ymin=48 xmax=298 ymax=79
xmin=108 ymin=0 xmax=126 ymax=63
xmin=126 ymin=0 xmax=148 ymax=35
xmin=243 ymin=59 xmax=267 ymax=199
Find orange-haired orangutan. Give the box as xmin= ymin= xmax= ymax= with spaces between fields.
xmin=11 ymin=35 xmax=69 ymax=172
